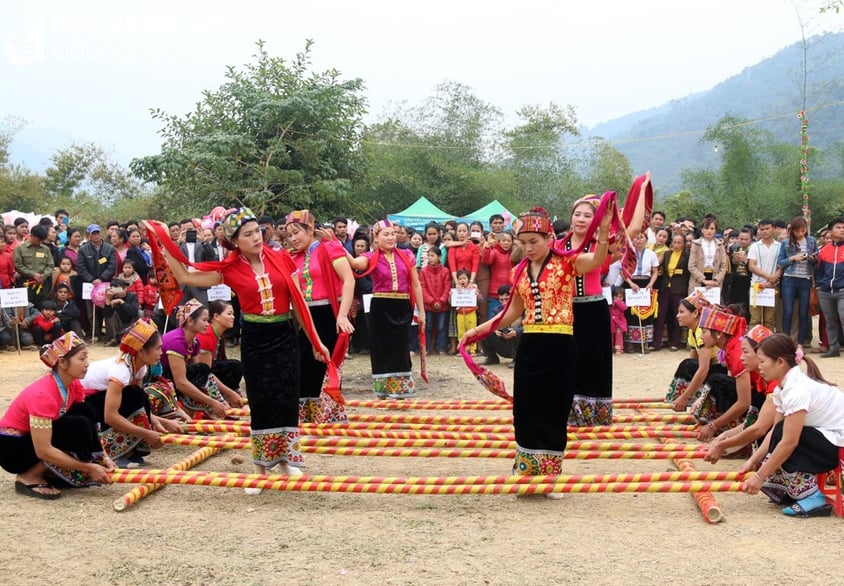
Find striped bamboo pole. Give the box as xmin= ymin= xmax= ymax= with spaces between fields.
xmin=223 ymin=410 xmax=696 ymax=426
xmin=162 ymin=433 xmax=701 ymax=453
xmin=161 ymin=435 xmax=706 ymax=460
xmin=108 ymin=468 xmax=743 ymax=495
xmin=112 ymin=444 xmax=222 ymax=512
xmin=639 ymin=406 xmax=724 ymax=524
xmin=183 ymin=421 xmax=699 ymax=441
xmin=342 ymin=400 xmax=672 ymax=411
xmin=188 ymin=419 xmax=695 ymax=435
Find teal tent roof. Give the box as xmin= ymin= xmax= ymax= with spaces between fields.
xmin=388 ymin=196 xmax=454 ymax=230
xmin=461 ymin=200 xmax=514 ymax=230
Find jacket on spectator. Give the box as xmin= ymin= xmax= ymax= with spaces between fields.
xmin=419 ymin=263 xmax=451 ymax=312
xmin=816 ymin=240 xmax=844 ymax=292
xmin=77 ymin=241 xmax=117 ymax=284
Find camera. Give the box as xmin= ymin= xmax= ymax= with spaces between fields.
xmin=185 ymin=230 xmax=197 ymax=243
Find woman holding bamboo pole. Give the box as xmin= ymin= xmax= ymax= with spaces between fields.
xmin=693 ymin=306 xmax=756 ymax=442
xmin=460 ymin=203 xmax=613 ymax=496
xmin=666 ymin=291 xmax=721 ymax=411
xmin=81 ymin=319 xmax=174 ymax=468
xmin=740 ymin=334 xmax=844 ymax=517
xmin=146 ymin=208 xmax=329 ymax=492
xmin=0 ymin=333 xmax=114 ymax=499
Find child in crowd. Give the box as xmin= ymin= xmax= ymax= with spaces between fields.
xmin=420 ymin=246 xmax=451 ymax=354
xmin=142 ymin=273 xmax=160 ymax=321
xmin=30 ymin=300 xmax=64 ymax=346
xmin=52 ymin=283 xmax=84 ymax=338
xmin=452 ymin=269 xmax=480 ymax=355
xmin=50 ymin=256 xmax=77 ymax=297
xmin=120 ymin=259 xmax=145 ymax=313
xmin=610 ymin=288 xmax=628 ymax=355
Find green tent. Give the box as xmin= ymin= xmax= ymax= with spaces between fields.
xmin=461 ymin=200 xmax=514 ymax=230
xmin=388 ymin=196 xmax=454 ymax=230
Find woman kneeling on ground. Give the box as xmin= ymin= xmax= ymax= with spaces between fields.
xmin=693 ymin=305 xmax=756 ymax=442
xmin=160 ymin=299 xmax=231 ymax=420
xmin=193 ymin=300 xmax=244 ymax=411
xmin=740 ymin=334 xmax=844 ymax=518
xmin=0 ymin=333 xmax=114 ymax=499
xmin=81 ymin=319 xmax=174 ymax=468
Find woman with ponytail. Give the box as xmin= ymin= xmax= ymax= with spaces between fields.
xmin=741 ymin=333 xmax=844 ymax=517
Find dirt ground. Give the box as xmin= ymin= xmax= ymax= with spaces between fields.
xmin=2 ymin=334 xmax=844 ymax=585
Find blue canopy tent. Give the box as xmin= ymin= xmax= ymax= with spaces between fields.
xmin=387 ymin=196 xmax=454 ymax=231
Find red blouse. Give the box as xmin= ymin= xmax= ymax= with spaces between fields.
xmin=0 ymin=374 xmax=86 ymax=433
xmin=220 ymin=248 xmax=294 ymax=315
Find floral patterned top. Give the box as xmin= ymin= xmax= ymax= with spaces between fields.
xmin=514 ymin=253 xmax=578 ymax=333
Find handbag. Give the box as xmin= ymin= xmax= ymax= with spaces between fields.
xmin=809 ymin=285 xmax=820 ymax=317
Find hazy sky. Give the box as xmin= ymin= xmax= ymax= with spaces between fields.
xmin=4 ymin=0 xmax=843 ymax=167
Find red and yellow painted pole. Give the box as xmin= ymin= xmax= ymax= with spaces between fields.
xmin=109 ymin=467 xmax=743 ymax=496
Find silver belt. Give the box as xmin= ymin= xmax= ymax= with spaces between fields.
xmin=306 ymin=298 xmax=340 ymax=307
xmin=574 ymin=294 xmax=606 ymax=303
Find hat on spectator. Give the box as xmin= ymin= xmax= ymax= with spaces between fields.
xmin=87 ymin=224 xmax=102 ymax=234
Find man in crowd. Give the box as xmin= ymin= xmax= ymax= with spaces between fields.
xmin=333 ymin=217 xmax=354 ymax=253
xmin=747 ymin=218 xmax=781 ymax=331
xmin=480 ymin=285 xmax=521 ymax=368
xmin=646 ymin=211 xmax=666 ymax=245
xmin=258 ymin=215 xmax=282 ymax=250
xmin=816 ymin=217 xmax=844 ymax=357
xmin=13 ymin=224 xmax=54 ymax=308
xmin=489 ymin=214 xmax=506 ymax=235
xmin=77 ymin=224 xmax=117 ymax=338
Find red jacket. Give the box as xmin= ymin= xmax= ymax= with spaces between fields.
xmin=481 ymin=243 xmax=515 ymax=299
xmin=0 ymin=250 xmax=14 ymax=289
xmin=447 ymin=242 xmax=480 ymax=277
xmin=419 ymin=263 xmax=451 ymax=312
xmin=142 ymin=283 xmax=159 ymax=309
xmin=124 ymin=277 xmax=145 ymax=307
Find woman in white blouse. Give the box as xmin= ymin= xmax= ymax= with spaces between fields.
xmin=740 ymin=333 xmax=844 ymax=517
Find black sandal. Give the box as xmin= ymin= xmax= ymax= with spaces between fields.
xmin=15 ymin=481 xmax=61 ymax=500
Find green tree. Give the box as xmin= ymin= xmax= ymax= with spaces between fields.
xmin=353 ymin=82 xmax=512 ymax=218
xmin=0 ymin=116 xmax=47 ymax=212
xmin=131 ymin=40 xmax=367 ymax=220
xmin=503 ymin=103 xmax=580 ymax=211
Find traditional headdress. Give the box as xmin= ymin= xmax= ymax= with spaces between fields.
xmin=284 ymin=209 xmax=316 ymax=229
xmin=514 ymin=207 xmax=553 ymax=236
xmin=373 ymin=219 xmax=394 ymax=236
xmin=744 ymin=324 xmax=773 ymax=347
xmin=40 ymin=332 xmax=84 ymax=368
xmin=699 ymin=307 xmax=746 ymax=337
xmin=176 ymin=298 xmax=206 ymax=327
xmin=220 ymin=207 xmax=257 ymax=246
xmin=119 ymin=318 xmax=159 ymax=356
xmin=572 ymin=194 xmax=601 ymax=211
xmin=683 ymin=290 xmax=712 ymax=311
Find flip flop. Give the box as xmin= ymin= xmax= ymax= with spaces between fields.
xmin=782 ymin=500 xmax=832 ymax=518
xmin=14 ymin=481 xmax=61 ymax=500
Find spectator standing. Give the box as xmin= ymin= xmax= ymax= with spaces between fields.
xmin=419 ymin=246 xmax=451 ymax=355
xmin=777 ymin=216 xmax=818 ymax=351
xmin=77 ymin=224 xmax=117 ymax=338
xmin=13 ymin=224 xmax=54 ymax=309
xmin=652 ymin=233 xmax=690 ymax=351
xmin=816 ymin=216 xmax=844 ymax=357
xmin=747 ymin=219 xmax=782 ymax=331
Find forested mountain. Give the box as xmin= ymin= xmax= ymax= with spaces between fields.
xmin=587 ymin=32 xmax=844 ymax=195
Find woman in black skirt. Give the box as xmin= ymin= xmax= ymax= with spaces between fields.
xmin=741 ymin=334 xmax=844 ymax=517
xmin=0 ymin=333 xmax=114 ymax=499
xmin=461 ymin=204 xmax=612 ymax=494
